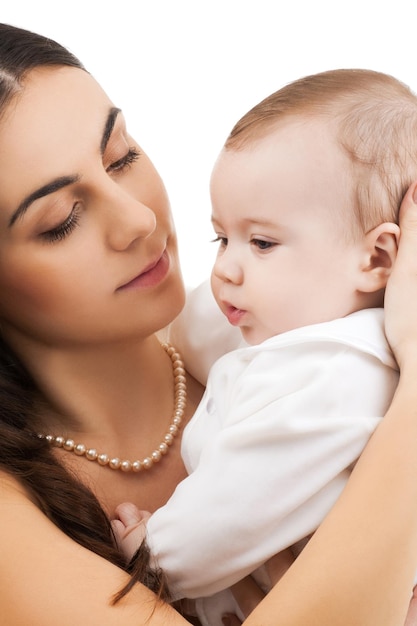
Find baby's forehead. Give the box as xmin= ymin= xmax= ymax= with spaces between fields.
xmin=225 ymin=112 xmax=339 ymax=151
xmin=212 ymin=121 xmax=356 ymax=229
xmin=218 ymin=117 xmax=343 ymax=177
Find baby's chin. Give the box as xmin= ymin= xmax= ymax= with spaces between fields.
xmin=240 ymin=326 xmax=276 ymax=346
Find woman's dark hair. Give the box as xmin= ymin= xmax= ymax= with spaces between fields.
xmin=0 ymin=23 xmax=169 ymax=603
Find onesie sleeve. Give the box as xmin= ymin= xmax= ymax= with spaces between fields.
xmin=146 ymin=338 xmax=398 ymax=600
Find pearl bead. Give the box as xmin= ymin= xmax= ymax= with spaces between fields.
xmin=151 ymin=450 xmax=162 ymax=463
xmin=86 ymin=449 xmax=98 ymax=461
xmin=109 ymin=458 xmax=121 ymax=470
xmin=142 ymin=457 xmax=153 ymax=469
xmin=74 ymin=443 xmax=86 ymax=456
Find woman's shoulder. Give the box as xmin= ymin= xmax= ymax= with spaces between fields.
xmin=0 ymin=470 xmax=32 ymax=501
xmin=0 ymin=470 xmax=41 ymax=532
xmin=0 ymin=470 xmax=187 ymax=626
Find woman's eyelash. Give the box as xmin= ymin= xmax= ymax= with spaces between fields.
xmin=41 ymin=204 xmax=81 ymax=243
xmin=107 ymin=147 xmax=141 ymax=173
xmin=39 ymin=148 xmax=140 ymax=245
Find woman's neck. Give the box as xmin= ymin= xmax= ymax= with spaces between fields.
xmin=20 ymin=334 xmax=175 ymax=437
xmin=7 ymin=330 xmax=205 ymax=514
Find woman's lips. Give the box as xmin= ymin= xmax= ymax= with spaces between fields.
xmin=118 ymin=251 xmax=170 ymax=290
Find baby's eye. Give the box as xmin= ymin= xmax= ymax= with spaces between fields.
xmin=211 ymin=236 xmax=228 ymax=247
xmin=251 ymin=238 xmax=277 ymax=251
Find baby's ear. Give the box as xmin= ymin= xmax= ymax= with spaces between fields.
xmin=357 ymin=222 xmax=400 ymax=293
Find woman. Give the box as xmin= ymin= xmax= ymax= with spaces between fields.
xmin=0 ymin=22 xmax=417 ymax=625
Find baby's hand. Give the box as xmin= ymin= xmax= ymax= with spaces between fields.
xmin=111 ymin=502 xmax=152 ymax=562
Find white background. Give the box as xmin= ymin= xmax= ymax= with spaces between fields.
xmin=1 ymin=0 xmax=417 ymax=287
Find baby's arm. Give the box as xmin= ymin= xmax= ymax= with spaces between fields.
xmin=112 ymin=502 xmax=151 ymax=562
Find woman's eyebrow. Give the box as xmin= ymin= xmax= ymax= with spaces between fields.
xmin=8 ymin=106 xmax=122 ymax=228
xmin=8 ymin=175 xmax=80 ymax=227
xmin=100 ymin=107 xmax=121 ymax=154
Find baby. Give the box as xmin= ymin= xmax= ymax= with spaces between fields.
xmin=113 ymin=69 xmax=417 ymax=625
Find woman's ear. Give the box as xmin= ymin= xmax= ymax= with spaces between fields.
xmin=357 ymin=222 xmax=400 ymax=293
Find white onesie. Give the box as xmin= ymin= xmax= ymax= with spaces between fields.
xmin=147 ymin=282 xmax=399 ymax=625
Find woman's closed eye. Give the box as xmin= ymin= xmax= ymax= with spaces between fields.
xmin=40 ymin=203 xmax=82 ymax=243
xmin=39 ymin=147 xmax=141 ymax=244
xmin=106 ymin=147 xmax=140 ymax=174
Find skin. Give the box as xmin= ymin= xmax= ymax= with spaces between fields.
xmin=0 ymin=67 xmax=180 ymax=347
xmin=3 ymin=187 xmax=417 ymax=626
xmin=113 ymin=115 xmax=410 ymax=622
xmin=210 ymin=118 xmax=400 ymax=345
xmin=115 ymin=116 xmax=417 ymax=626
xmin=1 ymin=62 xmax=417 ymax=625
xmin=0 ymin=65 xmax=204 ymax=516
xmin=231 ymin=186 xmax=417 ymax=626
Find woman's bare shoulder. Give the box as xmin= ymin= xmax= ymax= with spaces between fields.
xmin=0 ymin=470 xmax=187 ymax=626
xmin=0 ymin=470 xmax=42 ymax=541
xmin=0 ymin=469 xmax=33 ymax=501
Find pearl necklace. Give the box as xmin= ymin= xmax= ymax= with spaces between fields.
xmin=39 ymin=343 xmax=186 ymax=473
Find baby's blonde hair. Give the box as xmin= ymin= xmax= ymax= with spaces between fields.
xmin=225 ymin=69 xmax=417 ymax=233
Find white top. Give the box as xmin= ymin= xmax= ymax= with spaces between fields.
xmin=147 ymin=283 xmax=399 ymax=612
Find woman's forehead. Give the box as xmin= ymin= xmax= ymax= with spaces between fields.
xmin=2 ymin=65 xmax=111 ymax=145
xmin=7 ymin=65 xmax=110 ymax=135
xmin=0 ymin=66 xmax=112 ymax=209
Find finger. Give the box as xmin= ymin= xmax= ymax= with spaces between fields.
xmin=404 ymin=587 xmax=417 ymax=626
xmin=384 ymin=180 xmax=417 ymax=363
xmin=114 ymin=502 xmax=148 ymax=526
xmin=111 ymin=519 xmax=148 ymax=560
xmin=110 ymin=518 xmax=126 ymax=536
xmin=395 ymin=181 xmax=417 ymax=263
xmin=399 ymin=181 xmax=417 ymax=233
xmin=110 ymin=518 xmax=131 ymax=552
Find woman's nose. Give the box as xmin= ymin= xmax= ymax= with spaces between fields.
xmin=212 ymin=248 xmax=243 ymax=284
xmin=103 ymin=185 xmax=157 ymax=251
